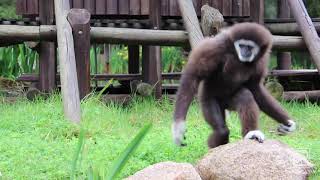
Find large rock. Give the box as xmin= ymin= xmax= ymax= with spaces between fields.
xmin=196 ymin=140 xmax=313 ymax=180
xmin=126 ymin=161 xmax=202 ymax=180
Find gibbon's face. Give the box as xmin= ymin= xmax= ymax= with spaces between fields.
xmin=234 ymin=39 xmax=260 ymax=63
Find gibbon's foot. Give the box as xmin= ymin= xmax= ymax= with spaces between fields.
xmin=172 ymin=120 xmax=187 ymax=146
xmin=277 ymin=120 xmax=296 ymax=135
xmin=244 ymin=130 xmax=265 ymax=143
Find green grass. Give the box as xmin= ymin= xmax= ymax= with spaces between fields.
xmin=0 ymin=95 xmax=319 ymax=179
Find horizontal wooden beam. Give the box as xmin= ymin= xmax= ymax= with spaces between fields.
xmin=266 ymin=22 xmax=320 ymax=35
xmin=0 ymin=25 xmax=308 ymax=50
xmin=283 ymin=90 xmax=320 ymax=101
xmin=17 ymin=69 xmax=319 ymax=83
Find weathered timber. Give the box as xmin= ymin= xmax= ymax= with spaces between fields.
xmin=68 ymin=9 xmax=91 ymax=100
xmin=266 ymin=22 xmax=320 ymax=36
xmin=0 ymin=25 xmax=309 ymax=50
xmin=39 ymin=0 xmax=56 ymax=92
xmin=288 ymin=0 xmax=320 ymax=73
xmin=269 ymin=69 xmax=319 ymax=77
xmin=250 ymin=0 xmax=264 ymax=24
xmin=128 ymin=45 xmax=140 ymax=74
xmin=54 ymin=0 xmax=81 ymax=123
xmin=177 ymin=0 xmax=204 ymax=48
xmin=283 ymin=90 xmax=320 ymax=101
xmin=142 ymin=0 xmax=162 ymax=99
xmin=277 ymin=0 xmax=292 ymax=70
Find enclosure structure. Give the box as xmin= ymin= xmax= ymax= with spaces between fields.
xmin=1 ymin=0 xmax=320 ymax=102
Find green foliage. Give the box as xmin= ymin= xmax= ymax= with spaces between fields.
xmin=162 ymin=47 xmax=186 ymax=73
xmin=0 ymin=95 xmax=319 ymax=179
xmin=0 ymin=0 xmax=19 ymax=19
xmin=307 ymin=0 xmax=320 ymax=17
xmin=0 ymin=45 xmax=39 ymax=79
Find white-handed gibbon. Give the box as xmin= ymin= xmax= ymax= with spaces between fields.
xmin=172 ymin=23 xmax=296 ymax=148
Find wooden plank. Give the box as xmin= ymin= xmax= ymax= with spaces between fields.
xmin=54 ymin=0 xmax=81 ymax=123
xmin=170 ymin=0 xmax=180 ymax=16
xmin=84 ymin=0 xmax=95 ymax=14
xmin=140 ymin=0 xmax=149 ymax=15
xmin=16 ymin=0 xmax=27 ymax=15
xmin=72 ymin=0 xmax=83 ymax=8
xmin=107 ymin=0 xmax=118 ymax=14
xmin=232 ymin=0 xmax=242 ymax=16
xmin=95 ymin=0 xmax=106 ymax=14
xmin=27 ymin=0 xmax=39 ymax=15
xmin=161 ymin=0 xmax=169 ymax=16
xmin=211 ymin=0 xmax=222 ymax=12
xmin=130 ymin=0 xmax=141 ymax=15
xmin=119 ymin=0 xmax=129 ymax=14
xmin=177 ymin=0 xmax=204 ymax=48
xmin=288 ymin=0 xmax=320 ymax=72
xmin=222 ymin=0 xmax=232 ymax=16
xmin=142 ymin=0 xmax=162 ymax=98
xmin=277 ymin=0 xmax=292 ymax=70
xmin=242 ymin=0 xmax=250 ymax=16
xmin=128 ymin=45 xmax=140 ymax=73
xmin=39 ymin=0 xmax=56 ymax=92
xmin=68 ymin=9 xmax=91 ymax=99
xmin=250 ymin=0 xmax=264 ymax=24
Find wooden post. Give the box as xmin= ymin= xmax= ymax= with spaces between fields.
xmin=142 ymin=0 xmax=162 ymax=98
xmin=177 ymin=0 xmax=204 ymax=48
xmin=128 ymin=45 xmax=140 ymax=74
xmin=288 ymin=0 xmax=320 ymax=72
xmin=54 ymin=0 xmax=81 ymax=123
xmin=277 ymin=0 xmax=292 ymax=70
xmin=39 ymin=0 xmax=56 ymax=92
xmin=250 ymin=0 xmax=264 ymax=24
xmin=68 ymin=9 xmax=91 ymax=99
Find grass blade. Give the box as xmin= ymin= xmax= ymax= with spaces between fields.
xmin=71 ymin=128 xmax=86 ymax=179
xmin=106 ymin=123 xmax=152 ymax=180
xmin=97 ymin=79 xmax=113 ymax=99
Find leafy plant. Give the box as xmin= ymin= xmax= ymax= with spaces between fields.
xmin=70 ymin=123 xmax=152 ymax=179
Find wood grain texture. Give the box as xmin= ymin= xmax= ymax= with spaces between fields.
xmin=119 ymin=0 xmax=129 ymax=14
xmin=54 ymin=0 xmax=81 ymax=123
xmin=84 ymin=0 xmax=95 ymax=14
xmin=130 ymin=0 xmax=141 ymax=15
xmin=177 ymin=0 xmax=204 ymax=48
xmin=68 ymin=9 xmax=91 ymax=99
xmin=288 ymin=0 xmax=320 ymax=72
xmin=95 ymin=0 xmax=106 ymax=14
xmin=107 ymin=0 xmax=118 ymax=14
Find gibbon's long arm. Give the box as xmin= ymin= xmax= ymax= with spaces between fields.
xmin=248 ymin=80 xmax=296 ymax=133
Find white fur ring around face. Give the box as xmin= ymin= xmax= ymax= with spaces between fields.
xmin=244 ymin=130 xmax=265 ymax=143
xmin=172 ymin=120 xmax=186 ymax=146
xmin=278 ymin=120 xmax=296 ymax=134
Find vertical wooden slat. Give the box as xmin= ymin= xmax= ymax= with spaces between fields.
xmin=242 ymin=0 xmax=250 ymax=16
xmin=84 ymin=0 xmax=95 ymax=14
xmin=222 ymin=0 xmax=232 ymax=16
xmin=277 ymin=0 xmax=292 ymax=70
xmin=16 ymin=0 xmax=27 ymax=15
xmin=232 ymin=0 xmax=242 ymax=16
xmin=170 ymin=0 xmax=180 ymax=16
xmin=128 ymin=45 xmax=140 ymax=74
xmin=211 ymin=0 xmax=222 ymax=12
xmin=107 ymin=0 xmax=118 ymax=14
xmin=95 ymin=0 xmax=106 ymax=14
xmin=250 ymin=0 xmax=264 ymax=24
xmin=130 ymin=0 xmax=141 ymax=15
xmin=119 ymin=0 xmax=129 ymax=14
xmin=39 ymin=0 xmax=56 ymax=92
xmin=73 ymin=0 xmax=83 ymax=8
xmin=142 ymin=0 xmax=162 ymax=98
xmin=27 ymin=0 xmax=39 ymax=15
xmin=161 ymin=0 xmax=169 ymax=16
xmin=140 ymin=0 xmax=149 ymax=15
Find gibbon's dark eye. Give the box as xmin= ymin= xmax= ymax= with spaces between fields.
xmin=239 ymin=44 xmax=254 ymax=58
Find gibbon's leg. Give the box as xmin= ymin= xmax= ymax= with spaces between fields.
xmin=200 ymin=86 xmax=229 ymax=148
xmin=229 ymin=88 xmax=265 ymax=143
